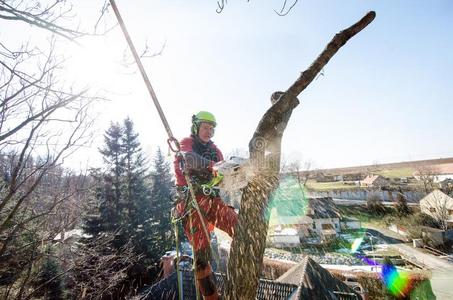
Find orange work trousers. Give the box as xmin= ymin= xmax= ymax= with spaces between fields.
xmin=176 ymin=194 xmax=238 ymax=252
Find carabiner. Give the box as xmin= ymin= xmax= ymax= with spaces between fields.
xmin=202 ymin=186 xmax=212 ymax=196
xmin=167 ymin=137 xmax=180 ymax=153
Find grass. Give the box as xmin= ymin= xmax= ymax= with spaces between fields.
xmin=304 ymin=167 xmax=417 ymax=191
xmin=338 ymin=205 xmax=393 ymax=226
xmin=374 ymin=167 xmax=415 ymax=178
xmin=305 ymin=180 xmax=356 ymax=191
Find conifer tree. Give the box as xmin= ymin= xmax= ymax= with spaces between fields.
xmin=80 ymin=119 xmax=175 ymax=286
xmin=147 ymin=147 xmax=174 ymax=263
xmin=120 ymin=118 xmax=152 ymax=256
xmin=396 ymin=188 xmax=411 ymax=217
xmin=33 ymin=248 xmax=64 ymax=300
xmin=98 ymin=122 xmax=125 ymax=233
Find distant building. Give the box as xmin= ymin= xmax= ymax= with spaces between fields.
xmin=268 ymin=197 xmax=342 ymax=244
xmin=343 ymin=173 xmax=364 ymax=182
xmin=360 ymin=175 xmax=388 ymax=188
xmin=334 ymin=175 xmax=344 ymax=181
xmin=433 ymin=174 xmax=453 ymax=183
xmin=399 ymin=177 xmax=408 ymax=184
xmin=440 ymin=178 xmax=453 ymax=192
xmin=340 ymin=217 xmax=362 ymax=230
xmin=269 ymin=228 xmax=301 ymax=248
xmin=419 ymin=189 xmax=453 ymax=229
xmin=306 ymin=197 xmax=342 ymax=241
xmin=315 ymin=173 xmax=336 ymax=182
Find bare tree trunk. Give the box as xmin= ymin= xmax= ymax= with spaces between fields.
xmin=225 ymin=11 xmax=376 ymax=299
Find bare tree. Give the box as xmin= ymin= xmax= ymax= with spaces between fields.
xmin=216 ymin=0 xmax=299 ymax=16
xmin=421 ymin=191 xmax=452 ymax=231
xmin=0 ymin=57 xmax=96 ymax=295
xmin=285 ymin=159 xmax=312 ymax=189
xmin=0 ymin=2 xmax=105 ymax=297
xmin=225 ymin=11 xmax=376 ymax=299
xmin=65 ymin=234 xmax=140 ymax=300
xmin=0 ymin=0 xmax=113 ymax=40
xmin=415 ymin=166 xmax=437 ymax=194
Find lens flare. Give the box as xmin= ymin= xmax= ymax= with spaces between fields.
xmin=267 ymin=176 xmax=308 ymax=227
xmin=381 ymin=262 xmax=412 ymax=296
xmin=355 ymin=254 xmax=413 ymax=297
xmin=350 ymin=237 xmax=364 ymax=254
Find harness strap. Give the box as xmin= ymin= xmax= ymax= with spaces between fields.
xmin=109 ymin=3 xmax=218 ymax=298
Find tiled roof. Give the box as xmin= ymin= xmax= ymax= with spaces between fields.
xmin=307 ymin=197 xmax=341 ymax=219
xmin=138 ymin=257 xmax=361 ymax=300
xmin=137 ymin=271 xmax=298 ymax=300
xmin=277 ymin=256 xmax=360 ymax=300
xmin=361 ymin=175 xmax=380 ymax=185
xmin=420 ymin=189 xmax=453 ymax=207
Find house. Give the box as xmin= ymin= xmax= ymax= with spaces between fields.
xmin=268 ymin=215 xmax=313 ymax=240
xmin=440 ymin=178 xmax=453 ymax=191
xmin=343 ymin=173 xmax=364 ymax=182
xmin=360 ymin=175 xmax=388 ymax=188
xmin=315 ymin=173 xmax=336 ymax=182
xmin=269 ymin=228 xmax=301 ymax=248
xmin=139 ymin=256 xmax=360 ymax=300
xmin=306 ymin=197 xmax=342 ymax=241
xmin=276 ymin=256 xmax=361 ymax=300
xmin=138 ymin=269 xmax=301 ymax=300
xmin=412 ymin=164 xmax=453 ymax=184
xmin=419 ymin=190 xmax=453 ymax=229
xmin=340 ymin=217 xmax=361 ymax=230
xmin=434 ymin=174 xmax=453 ymax=183
xmin=268 ymin=197 xmax=342 ymax=244
xmin=334 ymin=175 xmax=344 ymax=181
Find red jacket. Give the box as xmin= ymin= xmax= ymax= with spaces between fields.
xmin=174 ymin=135 xmax=224 ymax=186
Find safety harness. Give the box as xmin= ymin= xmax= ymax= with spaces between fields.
xmin=109 ymin=2 xmax=221 ymax=299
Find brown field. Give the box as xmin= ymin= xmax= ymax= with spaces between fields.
xmin=308 ymin=157 xmax=453 ymax=176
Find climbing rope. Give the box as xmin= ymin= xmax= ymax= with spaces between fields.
xmin=108 ymin=1 xmax=220 ymax=299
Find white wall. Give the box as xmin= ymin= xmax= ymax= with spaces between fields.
xmin=313 ymin=218 xmax=341 ymax=234
xmin=340 ymin=220 xmax=361 ymax=230
xmin=270 ymin=234 xmax=300 ymax=248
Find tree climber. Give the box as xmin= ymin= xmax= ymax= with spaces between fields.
xmin=174 ymin=111 xmax=238 ymax=300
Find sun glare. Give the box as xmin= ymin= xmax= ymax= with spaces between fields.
xmin=64 ymin=37 xmax=124 ymax=90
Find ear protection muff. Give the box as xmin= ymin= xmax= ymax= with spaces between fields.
xmin=191 ymin=113 xmax=216 ymax=137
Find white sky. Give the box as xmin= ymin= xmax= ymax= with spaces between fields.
xmin=2 ymin=0 xmax=453 ymax=170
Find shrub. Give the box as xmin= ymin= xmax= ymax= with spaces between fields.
xmin=367 ymin=193 xmax=386 ymax=215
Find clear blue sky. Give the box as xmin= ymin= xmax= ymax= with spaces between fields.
xmin=3 ymin=0 xmax=453 ymax=169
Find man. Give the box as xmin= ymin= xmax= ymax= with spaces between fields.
xmin=174 ymin=111 xmax=238 ymax=300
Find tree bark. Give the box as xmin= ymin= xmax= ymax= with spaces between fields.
xmin=225 ymin=11 xmax=375 ymax=299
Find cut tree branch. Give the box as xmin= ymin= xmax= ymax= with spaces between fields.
xmin=226 ymin=11 xmax=376 ymax=300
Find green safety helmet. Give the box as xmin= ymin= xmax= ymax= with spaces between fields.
xmin=191 ymin=111 xmax=217 ymax=135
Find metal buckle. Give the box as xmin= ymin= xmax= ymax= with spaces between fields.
xmin=202 ymin=186 xmax=212 ymax=196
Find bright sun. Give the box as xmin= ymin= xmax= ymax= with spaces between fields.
xmin=64 ymin=37 xmax=124 ymax=90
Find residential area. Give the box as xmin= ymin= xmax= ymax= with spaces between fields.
xmin=138 ymin=157 xmax=453 ymax=299
xmin=259 ymin=157 xmax=453 ymax=299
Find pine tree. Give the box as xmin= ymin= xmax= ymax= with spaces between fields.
xmin=147 ymin=147 xmax=174 ymax=264
xmin=98 ymin=122 xmax=125 ymax=233
xmin=76 ymin=119 xmax=152 ymax=294
xmin=81 ymin=168 xmax=104 ymax=238
xmin=33 ymin=248 xmax=64 ymax=300
xmin=79 ymin=119 xmax=176 ymax=288
xmin=120 ymin=118 xmax=152 ymax=256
